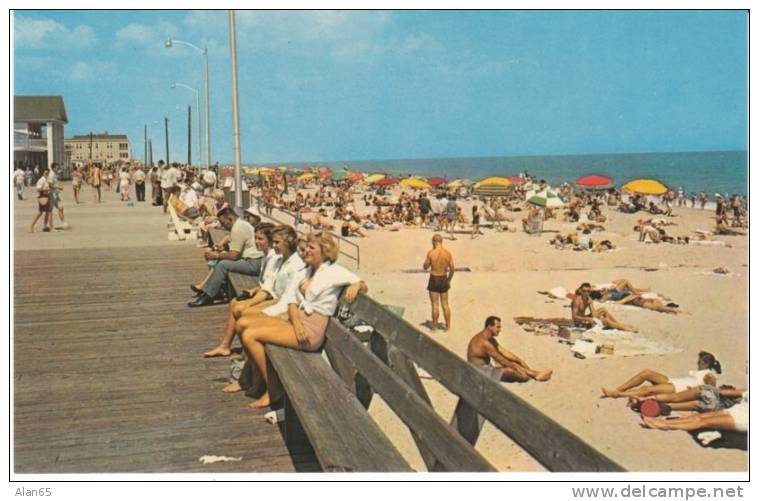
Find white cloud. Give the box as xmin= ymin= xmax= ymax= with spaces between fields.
xmin=68 ymin=61 xmax=117 ymax=82
xmin=115 ymin=21 xmax=178 ymax=48
xmin=14 ymin=15 xmax=96 ymax=50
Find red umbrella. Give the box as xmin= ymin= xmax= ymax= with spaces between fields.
xmin=576 ymin=174 xmax=614 ymax=190
xmin=375 ymin=177 xmax=398 ymax=186
xmin=507 ymin=175 xmax=527 ymax=185
xmin=349 ymin=171 xmax=364 ymax=182
xmin=427 ymin=177 xmax=446 ymax=186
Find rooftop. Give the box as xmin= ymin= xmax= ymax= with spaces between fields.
xmin=67 ymin=133 xmax=129 ymax=141
xmin=14 ymin=96 xmax=68 ymax=123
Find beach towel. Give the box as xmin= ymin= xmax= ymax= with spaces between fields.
xmin=691 ymin=240 xmax=729 ymax=246
xmin=570 ymin=326 xmax=681 ymax=359
xmin=199 ymin=455 xmax=243 ymax=464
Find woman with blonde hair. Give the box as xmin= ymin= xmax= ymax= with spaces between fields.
xmin=239 ymin=231 xmax=367 ymax=409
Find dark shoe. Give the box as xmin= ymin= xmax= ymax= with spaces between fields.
xmin=188 ymin=294 xmax=215 ymax=307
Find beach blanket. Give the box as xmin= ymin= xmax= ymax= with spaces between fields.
xmin=691 ymin=240 xmax=729 ymax=246
xmin=570 ymin=325 xmax=681 ymax=359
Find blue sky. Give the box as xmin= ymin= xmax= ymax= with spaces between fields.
xmin=13 ymin=10 xmax=747 ymax=164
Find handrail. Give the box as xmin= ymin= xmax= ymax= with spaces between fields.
xmin=253 ymin=196 xmax=361 ymax=269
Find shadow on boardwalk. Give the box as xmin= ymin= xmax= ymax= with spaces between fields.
xmin=14 ymin=245 xmax=318 ymax=473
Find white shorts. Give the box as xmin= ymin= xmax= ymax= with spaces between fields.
xmin=669 ymin=377 xmax=699 ymax=393
xmin=727 ymin=403 xmax=748 ymax=432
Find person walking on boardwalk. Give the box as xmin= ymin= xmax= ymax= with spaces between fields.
xmin=133 ymin=165 xmax=146 ymax=202
xmin=467 ymin=316 xmax=552 ymax=382
xmin=13 ymin=166 xmax=25 ymax=200
xmin=90 ymin=163 xmax=102 ymax=203
xmin=423 ymin=233 xmax=454 ymax=331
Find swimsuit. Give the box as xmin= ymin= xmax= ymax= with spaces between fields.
xmin=609 ymin=290 xmax=630 ymax=301
xmin=427 ymin=274 xmax=450 ymax=293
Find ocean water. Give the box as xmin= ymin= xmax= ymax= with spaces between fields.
xmin=284 ymin=150 xmax=748 ymax=197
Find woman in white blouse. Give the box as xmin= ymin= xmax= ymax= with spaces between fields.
xmin=240 ymin=231 xmax=367 ymax=409
xmin=203 ymin=224 xmax=287 ymax=358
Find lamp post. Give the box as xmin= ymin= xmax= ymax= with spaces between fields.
xmin=165 ymin=38 xmax=210 ymax=169
xmin=171 ymin=81 xmax=202 ymax=165
xmin=228 ymin=10 xmax=243 ymax=210
xmin=164 ymin=117 xmax=170 ymax=166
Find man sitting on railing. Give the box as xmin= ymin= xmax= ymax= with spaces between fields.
xmin=467 ymin=316 xmax=552 ymax=382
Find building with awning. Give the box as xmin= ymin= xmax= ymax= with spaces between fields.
xmin=14 ymin=95 xmax=68 ymax=172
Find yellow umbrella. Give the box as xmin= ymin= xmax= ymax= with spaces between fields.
xmin=400 ymin=177 xmax=432 ymax=189
xmin=297 ymin=172 xmax=315 ymax=182
xmin=474 ymin=176 xmax=512 ymax=189
xmin=364 ymin=173 xmax=386 ymax=184
xmin=622 ymin=179 xmax=668 ymax=195
xmin=447 ymin=179 xmax=463 ymax=188
xmin=277 ymin=166 xmax=288 ymax=172
xmin=260 ymin=167 xmax=276 ymax=176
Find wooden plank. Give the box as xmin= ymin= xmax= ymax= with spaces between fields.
xmin=228 ymin=272 xmax=259 ymax=296
xmin=325 ymin=322 xmax=496 ymax=472
xmin=348 ymin=293 xmax=625 ymax=472
xmin=370 ymin=333 xmax=439 ymax=471
xmin=266 ymin=344 xmax=412 ymax=472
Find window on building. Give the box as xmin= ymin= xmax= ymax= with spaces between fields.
xmin=119 ymin=143 xmax=129 ymax=150
xmin=120 ymin=153 xmax=128 ymax=158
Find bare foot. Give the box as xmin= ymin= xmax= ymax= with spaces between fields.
xmin=222 ymin=382 xmax=242 ymax=393
xmin=601 ymin=387 xmax=622 ymax=398
xmin=640 ymin=416 xmax=666 ymax=429
xmin=247 ymin=393 xmax=271 ymax=409
xmin=203 ymin=346 xmax=231 ymax=358
xmin=535 ymin=370 xmax=553 ymax=382
xmin=28 ymin=226 xmax=34 ymax=233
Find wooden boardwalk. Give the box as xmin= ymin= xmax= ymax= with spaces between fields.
xmin=14 ymin=245 xmax=318 ymax=473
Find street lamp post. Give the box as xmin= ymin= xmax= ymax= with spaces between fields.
xmin=171 ymin=82 xmax=202 ymax=165
xmin=228 ymin=10 xmax=243 ymax=210
xmin=164 ymin=117 xmax=170 ymax=166
xmin=165 ymin=39 xmax=210 ymax=169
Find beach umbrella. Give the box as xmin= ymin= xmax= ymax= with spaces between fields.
xmin=507 ymin=175 xmax=527 ymax=186
xmin=364 ymin=173 xmax=386 ymax=184
xmin=622 ymin=178 xmax=668 ymax=195
xmin=400 ymin=177 xmax=432 ymax=190
xmin=277 ymin=166 xmax=288 ymax=172
xmin=576 ymin=174 xmax=614 ymax=190
xmin=474 ymin=176 xmax=512 ymax=188
xmin=331 ymin=170 xmax=349 ymax=181
xmin=297 ymin=172 xmax=315 ymax=182
xmin=375 ymin=176 xmax=398 ymax=187
xmin=427 ymin=177 xmax=446 ymax=187
xmin=473 ymin=185 xmax=511 ymax=197
xmin=447 ymin=179 xmax=463 ymax=188
xmin=528 ymin=189 xmax=565 ymax=208
xmin=349 ymin=171 xmax=365 ymax=182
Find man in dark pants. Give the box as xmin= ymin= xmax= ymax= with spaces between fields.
xmin=133 ymin=165 xmax=146 ymax=201
xmin=189 ymin=207 xmax=263 ymax=307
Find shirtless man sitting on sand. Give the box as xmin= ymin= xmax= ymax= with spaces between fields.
xmin=423 ymin=234 xmax=454 ymax=331
xmin=467 ymin=316 xmax=552 ymax=382
xmin=571 ymin=282 xmax=637 ymax=332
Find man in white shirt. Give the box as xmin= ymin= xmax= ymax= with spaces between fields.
xmin=189 ymin=207 xmax=263 ymax=307
xmin=47 ymin=163 xmax=66 ymax=227
xmin=132 ymin=166 xmax=147 ymax=202
xmin=14 ymin=167 xmax=25 ymax=200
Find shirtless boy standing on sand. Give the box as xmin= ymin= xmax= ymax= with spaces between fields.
xmin=571 ymin=282 xmax=637 ymax=332
xmin=423 ymin=234 xmax=454 ymax=331
xmin=467 ymin=316 xmax=552 ymax=382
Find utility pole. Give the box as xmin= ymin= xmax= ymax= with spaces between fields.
xmin=229 ymin=10 xmax=242 ymax=209
xmin=148 ymin=139 xmax=153 ymax=166
xmin=144 ymin=124 xmax=147 ymax=167
xmin=89 ymin=131 xmax=93 ymax=162
xmin=187 ymin=105 xmax=192 ymax=166
xmin=164 ymin=117 xmax=170 ymax=166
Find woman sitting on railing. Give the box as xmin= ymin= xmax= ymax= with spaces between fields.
xmin=239 ymin=231 xmax=367 ymax=409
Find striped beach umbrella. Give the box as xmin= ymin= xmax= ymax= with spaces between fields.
xmin=528 ymin=189 xmax=565 ymax=208
xmin=622 ymin=179 xmax=668 ymax=195
xmin=576 ymin=174 xmax=614 ymax=190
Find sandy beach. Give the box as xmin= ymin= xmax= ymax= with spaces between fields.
xmin=13 ymin=181 xmax=748 ymax=473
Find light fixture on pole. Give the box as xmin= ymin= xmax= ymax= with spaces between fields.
xmin=170 ymin=81 xmax=202 ymax=165
xmin=165 ymin=38 xmax=211 ymax=169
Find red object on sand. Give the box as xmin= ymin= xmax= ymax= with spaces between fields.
xmin=576 ymin=174 xmax=614 ymax=189
xmin=375 ymin=177 xmax=398 ymax=186
xmin=427 ymin=177 xmax=446 ymax=186
xmin=640 ymin=399 xmax=662 ymax=417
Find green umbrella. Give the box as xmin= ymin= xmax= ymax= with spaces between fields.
xmin=331 ymin=170 xmax=349 ymax=180
xmin=527 ymin=189 xmax=565 ymax=208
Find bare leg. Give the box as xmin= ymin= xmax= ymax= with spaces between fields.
xmin=595 ymin=307 xmax=636 ymax=332
xmin=602 ymin=369 xmax=670 ymax=397
xmin=642 ymin=413 xmax=736 ymax=431
xmin=612 ymin=279 xmax=649 ymax=295
xmin=240 ymin=317 xmax=301 ymax=409
xmin=429 ymin=291 xmax=440 ymax=330
xmin=29 ymin=212 xmax=44 ymax=232
xmin=440 ymin=291 xmax=451 ymax=331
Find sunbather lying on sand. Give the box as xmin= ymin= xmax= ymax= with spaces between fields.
xmin=629 ymin=384 xmax=746 ymax=413
xmin=641 ymin=392 xmax=748 ymax=433
xmin=601 ymin=351 xmax=722 ymax=398
xmin=715 ymin=214 xmax=747 ymax=235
